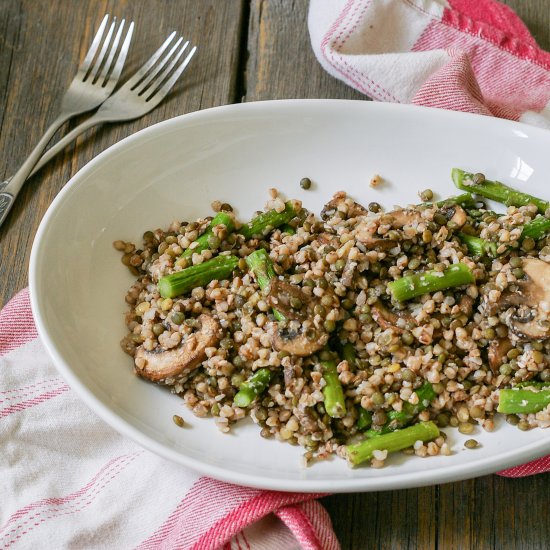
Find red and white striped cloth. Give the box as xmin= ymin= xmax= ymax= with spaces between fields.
xmin=308 ymin=0 xmax=550 ymax=128
xmin=0 ymin=289 xmax=339 ymax=550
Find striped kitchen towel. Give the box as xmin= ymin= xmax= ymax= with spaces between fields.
xmin=308 ymin=0 xmax=550 ymax=128
xmin=0 ymin=289 xmax=339 ymax=550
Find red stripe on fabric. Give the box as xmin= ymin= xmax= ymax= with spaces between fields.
xmin=299 ymin=500 xmax=340 ymax=550
xmin=438 ymin=2 xmax=550 ymax=70
xmin=446 ymin=0 xmax=538 ymax=47
xmin=190 ymin=491 xmax=327 ymax=550
xmin=0 ymin=385 xmax=70 ymax=417
xmin=135 ymin=477 xmax=260 ymax=550
xmin=0 ymin=288 xmax=38 ymax=356
xmin=241 ymin=531 xmax=251 ymax=550
xmin=275 ymin=505 xmax=324 ymax=550
xmin=0 ymin=377 xmax=65 ymax=402
xmin=0 ymin=453 xmax=142 ymax=546
xmin=498 ymin=455 xmax=550 ymax=478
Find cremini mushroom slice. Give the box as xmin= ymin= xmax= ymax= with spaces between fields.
xmin=499 ymin=258 xmax=550 ymax=340
xmin=439 ymin=204 xmax=467 ymax=228
xmin=321 ymin=192 xmax=368 ymax=221
xmin=266 ymin=278 xmax=328 ymax=356
xmin=134 ymin=314 xmax=221 ymax=383
xmin=371 ymin=300 xmax=415 ymax=334
xmin=488 ymin=338 xmax=513 ymax=373
xmin=272 ymin=325 xmax=329 ymax=357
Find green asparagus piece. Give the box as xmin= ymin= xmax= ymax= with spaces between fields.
xmin=240 ymin=202 xmax=298 ymax=239
xmin=181 ymin=212 xmax=235 ymax=260
xmin=321 ymin=361 xmax=347 ymax=419
xmin=435 ymin=193 xmax=478 ymax=209
xmin=365 ymin=382 xmax=436 ymax=437
xmin=452 ymin=168 xmax=549 ymax=213
xmin=280 ymin=224 xmax=296 ymax=235
xmin=356 ymin=407 xmax=373 ymax=431
xmin=459 ymin=233 xmax=497 ymax=257
xmin=342 ymin=342 xmax=356 ymax=368
xmin=245 ymin=249 xmax=285 ymax=322
xmin=233 ymin=368 xmax=273 ymax=408
xmin=497 ymin=389 xmax=550 ymax=414
xmin=516 ymin=380 xmax=550 ymax=389
xmin=158 ymin=255 xmax=239 ymax=298
xmin=520 ymin=216 xmax=550 ymax=241
xmin=387 ymin=263 xmax=475 ymax=302
xmin=346 ymin=421 xmax=440 ymax=466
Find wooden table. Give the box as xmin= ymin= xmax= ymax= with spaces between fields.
xmin=1 ymin=2 xmax=549 ymax=548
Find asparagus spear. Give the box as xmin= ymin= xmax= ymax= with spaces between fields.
xmin=346 ymin=421 xmax=440 ymax=466
xmin=240 ymin=202 xmax=298 ymax=239
xmin=520 ymin=216 xmax=550 ymax=241
xmin=181 ymin=212 xmax=235 ymax=260
xmin=497 ymin=389 xmax=550 ymax=414
xmin=435 ymin=193 xmax=478 ymax=209
xmin=516 ymin=380 xmax=550 ymax=389
xmin=158 ymin=255 xmax=239 ymax=298
xmin=459 ymin=233 xmax=497 ymax=257
xmin=321 ymin=360 xmax=347 ymax=419
xmin=365 ymin=382 xmax=436 ymax=436
xmin=452 ymin=168 xmax=549 ymax=213
xmin=387 ymin=263 xmax=475 ymax=302
xmin=246 ymin=249 xmax=285 ymax=322
xmin=280 ymin=224 xmax=296 ymax=235
xmin=233 ymin=368 xmax=273 ymax=408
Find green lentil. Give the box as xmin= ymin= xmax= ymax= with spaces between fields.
xmin=464 ymin=438 xmax=479 ymax=449
xmin=300 ymin=177 xmax=312 ymax=190
xmin=173 ymin=415 xmax=185 ymax=427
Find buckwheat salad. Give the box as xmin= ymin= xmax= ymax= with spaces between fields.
xmin=115 ymin=169 xmax=550 ymax=468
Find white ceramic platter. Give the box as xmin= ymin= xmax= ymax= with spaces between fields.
xmin=30 ymin=100 xmax=550 ymax=492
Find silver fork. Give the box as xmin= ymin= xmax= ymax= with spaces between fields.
xmin=24 ymin=33 xmax=197 ymax=180
xmin=0 ymin=14 xmax=134 ymax=228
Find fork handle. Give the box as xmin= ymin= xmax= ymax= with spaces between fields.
xmin=28 ymin=113 xmax=106 ymax=178
xmin=0 ymin=113 xmax=74 ymax=228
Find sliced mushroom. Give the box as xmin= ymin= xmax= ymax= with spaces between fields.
xmin=439 ymin=204 xmax=467 ymax=228
xmin=487 ymin=338 xmax=513 ymax=373
xmin=499 ymin=258 xmax=550 ymax=340
xmin=266 ymin=279 xmax=328 ymax=356
xmin=134 ymin=314 xmax=221 ymax=383
xmin=321 ymin=192 xmax=368 ymax=221
xmin=371 ymin=300 xmax=415 ymax=334
xmin=272 ymin=326 xmax=329 ymax=357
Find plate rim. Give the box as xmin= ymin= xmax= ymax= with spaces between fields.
xmin=29 ymin=99 xmax=550 ymax=492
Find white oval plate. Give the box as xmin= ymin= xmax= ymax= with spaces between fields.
xmin=30 ymin=100 xmax=550 ymax=492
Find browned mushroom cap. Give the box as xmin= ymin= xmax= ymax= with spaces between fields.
xmin=321 ymin=192 xmax=368 ymax=221
xmin=266 ymin=278 xmax=312 ymax=320
xmin=134 ymin=314 xmax=221 ymax=383
xmin=371 ymin=300 xmax=416 ymax=333
xmin=272 ymin=326 xmax=329 ymax=357
xmin=487 ymin=338 xmax=513 ymax=373
xmin=499 ymin=258 xmax=550 ymax=340
xmin=439 ymin=204 xmax=467 ymax=228
xmin=266 ymin=279 xmax=328 ymax=356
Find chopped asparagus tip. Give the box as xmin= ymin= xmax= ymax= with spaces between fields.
xmin=387 ymin=263 xmax=475 ymax=302
xmin=356 ymin=407 xmax=373 ymax=431
xmin=280 ymin=223 xmax=296 ymax=235
xmin=321 ymin=360 xmax=347 ymax=419
xmin=520 ymin=216 xmax=550 ymax=241
xmin=346 ymin=421 xmax=440 ymax=466
xmin=497 ymin=389 xmax=550 ymax=414
xmin=240 ymin=202 xmax=298 ymax=239
xmin=158 ymin=255 xmax=239 ymax=298
xmin=342 ymin=342 xmax=356 ymax=366
xmin=181 ymin=212 xmax=235 ymax=260
xmin=233 ymin=368 xmax=273 ymax=408
xmin=246 ymin=249 xmax=285 ymax=321
xmin=459 ymin=233 xmax=497 ymax=257
xmin=452 ymin=168 xmax=550 ymax=213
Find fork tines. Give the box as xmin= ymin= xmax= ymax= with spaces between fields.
xmin=125 ymin=32 xmax=197 ymax=102
xmin=80 ymin=14 xmax=134 ymax=88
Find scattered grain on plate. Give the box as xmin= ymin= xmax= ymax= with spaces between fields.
xmin=173 ymin=415 xmax=185 ymax=427
xmin=369 ymin=174 xmax=383 ymax=188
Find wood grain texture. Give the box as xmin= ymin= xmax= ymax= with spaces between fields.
xmin=0 ymin=0 xmax=245 ymax=307
xmin=1 ymin=1 xmax=550 ymax=549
